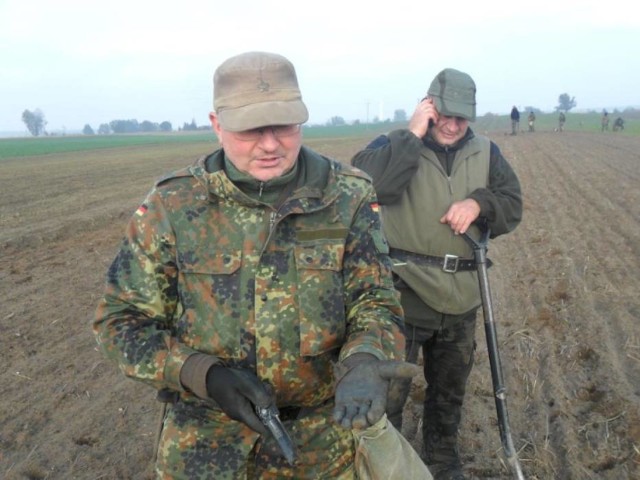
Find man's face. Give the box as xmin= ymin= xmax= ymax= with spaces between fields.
xmin=431 ymin=114 xmax=469 ymax=146
xmin=210 ymin=113 xmax=302 ymax=182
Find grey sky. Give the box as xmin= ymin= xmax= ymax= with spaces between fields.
xmin=1 ymin=0 xmax=637 ymax=135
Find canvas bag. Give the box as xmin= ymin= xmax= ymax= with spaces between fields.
xmin=352 ymin=414 xmax=433 ymax=480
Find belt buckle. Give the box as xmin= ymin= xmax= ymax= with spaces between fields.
xmin=443 ymin=254 xmax=459 ymax=273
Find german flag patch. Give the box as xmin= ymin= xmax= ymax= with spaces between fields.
xmin=135 ymin=204 xmax=148 ymax=216
xmin=370 ymin=202 xmax=379 ymax=213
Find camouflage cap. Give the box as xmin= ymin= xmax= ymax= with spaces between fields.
xmin=427 ymin=68 xmax=476 ymax=122
xmin=213 ymin=51 xmax=309 ymax=132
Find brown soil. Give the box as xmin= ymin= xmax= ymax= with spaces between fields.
xmin=1 ymin=132 xmax=639 ymax=479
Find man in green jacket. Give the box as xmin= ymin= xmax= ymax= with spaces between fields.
xmin=351 ymin=68 xmax=522 ymax=480
xmin=93 ymin=51 xmax=416 ymax=479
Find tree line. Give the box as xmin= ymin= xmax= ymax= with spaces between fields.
xmin=18 ymin=94 xmax=584 ymax=137
xmin=21 ymin=109 xmax=208 ymax=137
xmin=84 ymin=119 xmax=174 ymax=135
xmin=84 ymin=119 xmax=208 ymax=135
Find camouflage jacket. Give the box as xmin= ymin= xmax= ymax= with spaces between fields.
xmin=93 ymin=146 xmax=404 ymax=408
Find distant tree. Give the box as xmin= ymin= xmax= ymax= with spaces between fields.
xmin=110 ymin=119 xmax=139 ymax=133
xmin=556 ymin=93 xmax=576 ymax=113
xmin=393 ymin=109 xmax=407 ymax=122
xmin=329 ymin=116 xmax=345 ymax=126
xmin=82 ymin=124 xmax=95 ymax=135
xmin=97 ymin=123 xmax=111 ymax=135
xmin=160 ymin=121 xmax=172 ymax=132
xmin=182 ymin=119 xmax=198 ymax=131
xmin=21 ymin=109 xmax=47 ymax=136
xmin=140 ymin=120 xmax=159 ymax=132
xmin=522 ymin=106 xmax=542 ymax=114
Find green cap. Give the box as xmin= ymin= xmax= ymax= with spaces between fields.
xmin=427 ymin=68 xmax=476 ymax=121
xmin=213 ymin=51 xmax=309 ymax=132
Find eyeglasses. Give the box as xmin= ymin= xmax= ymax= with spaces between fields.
xmin=231 ymin=124 xmax=301 ymax=142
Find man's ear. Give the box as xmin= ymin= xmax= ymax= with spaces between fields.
xmin=209 ymin=112 xmax=222 ymax=142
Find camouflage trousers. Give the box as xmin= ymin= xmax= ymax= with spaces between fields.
xmin=156 ymin=398 xmax=355 ymax=479
xmin=387 ymin=307 xmax=477 ymax=468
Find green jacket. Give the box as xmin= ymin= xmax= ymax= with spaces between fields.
xmin=93 ymin=146 xmax=404 ymax=408
xmin=352 ymin=128 xmax=522 ymax=315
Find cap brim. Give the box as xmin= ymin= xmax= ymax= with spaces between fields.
xmin=432 ymin=97 xmax=476 ymax=122
xmin=218 ymin=100 xmax=309 ymax=132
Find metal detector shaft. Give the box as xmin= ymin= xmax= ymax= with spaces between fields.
xmin=462 ymin=229 xmax=525 ymax=480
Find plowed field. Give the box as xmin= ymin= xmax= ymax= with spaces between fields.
xmin=1 ymin=131 xmax=639 ymax=479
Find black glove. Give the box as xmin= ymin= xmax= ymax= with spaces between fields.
xmin=205 ymin=365 xmax=274 ymax=435
xmin=333 ymin=353 xmax=420 ymax=430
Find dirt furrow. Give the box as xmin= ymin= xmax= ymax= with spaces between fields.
xmin=489 ymin=133 xmax=640 ymax=479
xmin=3 ymin=133 xmax=640 ymax=480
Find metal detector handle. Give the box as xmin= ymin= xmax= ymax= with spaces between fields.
xmin=461 ymin=224 xmax=490 ymax=250
xmin=462 ymin=224 xmax=526 ymax=480
xmin=462 ymin=225 xmax=491 ymax=263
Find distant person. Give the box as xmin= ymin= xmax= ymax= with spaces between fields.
xmin=601 ymin=111 xmax=609 ymax=132
xmin=558 ymin=111 xmax=566 ymax=132
xmin=510 ymin=106 xmax=520 ymax=135
xmin=351 ymin=67 xmax=523 ymax=480
xmin=613 ymin=116 xmax=625 ymax=131
xmin=92 ymin=50 xmax=415 ymax=478
xmin=527 ymin=111 xmax=536 ymax=132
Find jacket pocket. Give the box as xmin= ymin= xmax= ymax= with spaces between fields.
xmin=294 ymin=241 xmax=346 ymax=356
xmin=176 ymin=247 xmax=243 ymax=358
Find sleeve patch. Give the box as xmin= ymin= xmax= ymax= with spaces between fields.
xmin=135 ymin=204 xmax=148 ymax=216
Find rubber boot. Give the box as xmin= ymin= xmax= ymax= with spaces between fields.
xmin=423 ymin=425 xmax=466 ymax=480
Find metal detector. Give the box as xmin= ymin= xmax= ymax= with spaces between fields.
xmin=462 ymin=229 xmax=525 ymax=480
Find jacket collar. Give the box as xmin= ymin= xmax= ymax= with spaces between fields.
xmin=189 ymin=146 xmax=341 ymax=212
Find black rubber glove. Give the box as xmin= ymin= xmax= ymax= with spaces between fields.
xmin=333 ymin=353 xmax=420 ymax=430
xmin=206 ymin=365 xmax=274 ymax=435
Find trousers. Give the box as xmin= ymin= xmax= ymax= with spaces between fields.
xmin=387 ymin=299 xmax=477 ymax=467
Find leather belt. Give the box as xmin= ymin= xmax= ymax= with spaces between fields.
xmin=389 ymin=247 xmax=490 ymax=273
xmin=156 ymin=389 xmax=333 ymax=422
xmin=278 ymin=406 xmax=302 ymax=421
xmin=279 ymin=397 xmax=333 ymax=421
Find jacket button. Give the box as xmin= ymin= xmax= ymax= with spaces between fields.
xmin=261 ymin=293 xmax=268 ymax=302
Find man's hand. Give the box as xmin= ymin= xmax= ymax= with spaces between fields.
xmin=408 ymin=97 xmax=439 ymax=139
xmin=206 ymin=366 xmax=274 ymax=435
xmin=440 ymin=198 xmax=481 ymax=235
xmin=333 ymin=353 xmax=420 ymax=430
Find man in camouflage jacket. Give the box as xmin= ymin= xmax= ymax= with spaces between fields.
xmin=93 ymin=52 xmax=414 ymax=479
